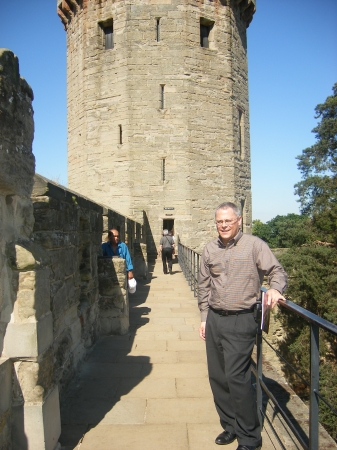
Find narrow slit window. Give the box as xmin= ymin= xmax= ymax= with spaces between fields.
xmin=160 ymin=85 xmax=165 ymax=109
xmin=99 ymin=19 xmax=114 ymax=50
xmin=119 ymin=124 xmax=122 ymax=144
xmin=200 ymin=25 xmax=209 ymax=48
xmin=240 ymin=198 xmax=245 ymax=230
xmin=156 ymin=18 xmax=161 ymax=42
xmin=162 ymin=158 xmax=166 ymax=181
xmin=200 ymin=18 xmax=214 ymax=48
xmin=238 ymin=109 xmax=245 ymax=159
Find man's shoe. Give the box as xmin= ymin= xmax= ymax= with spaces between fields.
xmin=236 ymin=445 xmax=262 ymax=450
xmin=215 ymin=431 xmax=237 ymax=445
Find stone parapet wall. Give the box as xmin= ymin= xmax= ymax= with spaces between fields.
xmin=31 ymin=174 xmax=147 ymax=392
xmin=0 ymin=49 xmax=147 ymax=449
xmin=31 ymin=175 xmax=103 ymax=393
xmin=0 ymin=48 xmax=54 ymax=449
xmin=98 ymin=256 xmax=129 ymax=335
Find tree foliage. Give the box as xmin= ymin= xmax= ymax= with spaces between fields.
xmin=255 ymin=84 xmax=337 ymax=440
xmin=252 ymin=214 xmax=312 ymax=248
xmin=277 ymin=245 xmax=337 ymax=440
xmin=295 ymin=83 xmax=337 ymax=244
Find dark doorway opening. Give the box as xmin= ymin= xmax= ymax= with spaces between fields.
xmin=163 ymin=219 xmax=174 ymax=234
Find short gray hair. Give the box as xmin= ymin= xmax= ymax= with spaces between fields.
xmin=215 ymin=202 xmax=241 ymax=219
xmin=163 ymin=229 xmax=168 ymax=236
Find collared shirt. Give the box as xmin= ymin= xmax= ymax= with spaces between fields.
xmin=101 ymin=241 xmax=134 ymax=272
xmin=160 ymin=235 xmax=174 ymax=249
xmin=198 ymin=231 xmax=288 ymax=322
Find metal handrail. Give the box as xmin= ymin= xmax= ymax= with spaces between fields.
xmin=177 ymin=240 xmax=337 ymax=450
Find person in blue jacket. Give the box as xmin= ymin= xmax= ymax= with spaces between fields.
xmin=102 ymin=228 xmax=134 ymax=280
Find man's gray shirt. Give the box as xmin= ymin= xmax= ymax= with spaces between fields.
xmin=198 ymin=231 xmax=288 ymax=321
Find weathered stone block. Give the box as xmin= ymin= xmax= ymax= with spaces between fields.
xmin=98 ymin=276 xmax=126 ymax=295
xmin=0 ymin=50 xmax=35 ymax=198
xmin=133 ymin=242 xmax=148 ymax=279
xmin=99 ymin=292 xmax=126 ymax=310
xmin=14 ymin=245 xmax=36 ymax=270
xmin=12 ymin=385 xmax=61 ymax=450
xmin=33 ymin=231 xmax=71 ymax=250
xmin=0 ymin=358 xmax=12 ymax=416
xmin=14 ymin=348 xmax=54 ymax=403
xmin=17 ymin=269 xmax=50 ymax=320
xmin=100 ymin=315 xmax=129 ymax=335
xmin=3 ymin=312 xmax=53 ymax=357
xmin=53 ymin=304 xmax=79 ymax=340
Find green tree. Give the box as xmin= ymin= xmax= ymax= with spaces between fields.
xmin=277 ymin=245 xmax=337 ymax=439
xmin=267 ymin=214 xmax=312 ymax=248
xmin=259 ymin=85 xmax=337 ymax=440
xmin=252 ymin=220 xmax=272 ymax=243
xmin=252 ymin=214 xmax=312 ymax=248
xmin=295 ymin=82 xmax=337 ymax=244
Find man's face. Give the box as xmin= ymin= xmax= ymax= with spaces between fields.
xmin=215 ymin=208 xmax=242 ymax=245
xmin=108 ymin=229 xmax=119 ymax=245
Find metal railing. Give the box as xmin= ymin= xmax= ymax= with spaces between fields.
xmin=178 ymin=241 xmax=200 ymax=297
xmin=177 ymin=240 xmax=337 ymax=450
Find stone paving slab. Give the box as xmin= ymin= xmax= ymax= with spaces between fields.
xmin=146 ymin=397 xmax=219 ymax=424
xmin=78 ymin=424 xmax=189 ymax=450
xmin=167 ymin=340 xmax=206 ymax=352
xmin=100 ymin=398 xmax=146 ymax=424
xmin=177 ymin=350 xmax=207 ymax=363
xmin=141 ymin=362 xmax=208 ymax=379
xmin=131 ymin=330 xmax=181 ymax=340
xmin=176 ymin=377 xmax=213 ymax=398
xmin=116 ymin=377 xmax=177 ymax=398
xmin=59 ymin=260 xmax=315 ymax=450
xmin=131 ymin=339 xmax=167 ymax=352
xmin=117 ymin=350 xmax=179 ymax=364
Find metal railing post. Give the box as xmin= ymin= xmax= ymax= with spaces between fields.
xmin=309 ymin=324 xmax=319 ymax=450
xmin=256 ymin=326 xmax=263 ymax=426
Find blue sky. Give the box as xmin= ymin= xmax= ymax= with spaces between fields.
xmin=1 ymin=1 xmax=336 ymax=222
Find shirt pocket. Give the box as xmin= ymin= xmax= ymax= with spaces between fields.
xmin=209 ymin=263 xmax=223 ymax=277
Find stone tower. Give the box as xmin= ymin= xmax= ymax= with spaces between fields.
xmin=57 ymin=0 xmax=255 ymax=258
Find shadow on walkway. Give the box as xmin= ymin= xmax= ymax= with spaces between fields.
xmin=59 ymin=265 xmax=156 ymax=449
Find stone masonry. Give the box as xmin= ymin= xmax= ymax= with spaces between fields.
xmin=0 ymin=49 xmax=147 ymax=449
xmin=0 ymin=48 xmax=60 ymax=450
xmin=57 ymin=0 xmax=255 ymax=258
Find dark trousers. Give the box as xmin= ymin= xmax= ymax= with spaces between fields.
xmin=205 ymin=308 xmax=261 ymax=447
xmin=161 ymin=247 xmax=173 ymax=273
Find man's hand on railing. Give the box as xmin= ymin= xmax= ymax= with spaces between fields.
xmin=199 ymin=322 xmax=206 ymax=341
xmin=266 ymin=288 xmax=286 ymax=308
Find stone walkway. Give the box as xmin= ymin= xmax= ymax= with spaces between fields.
xmin=59 ymin=260 xmax=287 ymax=450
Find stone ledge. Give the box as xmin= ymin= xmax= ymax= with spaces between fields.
xmin=3 ymin=312 xmax=53 ymax=358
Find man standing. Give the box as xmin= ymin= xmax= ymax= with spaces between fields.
xmin=159 ymin=229 xmax=174 ymax=274
xmin=102 ymin=229 xmax=134 ymax=280
xmin=198 ymin=202 xmax=287 ymax=450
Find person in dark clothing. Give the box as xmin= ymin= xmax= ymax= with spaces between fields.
xmin=159 ymin=229 xmax=175 ymax=274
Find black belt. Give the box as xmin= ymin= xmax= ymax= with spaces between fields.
xmin=210 ymin=305 xmax=254 ymax=316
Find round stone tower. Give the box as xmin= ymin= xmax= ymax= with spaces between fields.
xmin=57 ymin=0 xmax=255 ymax=258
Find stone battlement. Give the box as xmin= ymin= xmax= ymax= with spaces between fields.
xmin=0 ymin=49 xmax=147 ymax=450
xmin=57 ymin=0 xmax=256 ymax=29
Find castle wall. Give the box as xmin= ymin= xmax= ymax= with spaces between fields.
xmin=59 ymin=0 xmax=255 ymax=257
xmin=0 ymin=48 xmax=146 ymax=448
xmin=0 ymin=48 xmax=36 ymax=450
